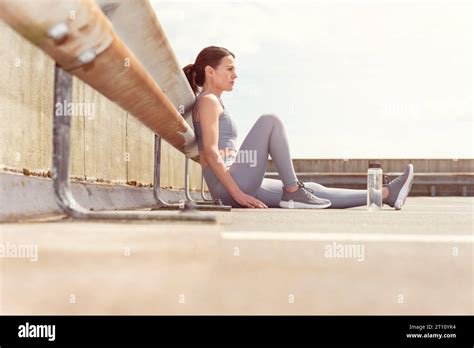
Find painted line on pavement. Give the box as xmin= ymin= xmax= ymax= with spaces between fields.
xmin=221 ymin=232 xmax=473 ymax=243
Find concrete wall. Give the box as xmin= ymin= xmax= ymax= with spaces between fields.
xmin=0 ymin=21 xmax=204 ymax=190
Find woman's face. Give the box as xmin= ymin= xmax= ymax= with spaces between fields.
xmin=207 ymin=55 xmax=237 ymax=91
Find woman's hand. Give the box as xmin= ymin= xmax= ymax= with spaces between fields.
xmin=233 ymin=191 xmax=268 ymax=208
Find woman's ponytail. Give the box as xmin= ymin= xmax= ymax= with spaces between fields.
xmin=183 ymin=63 xmax=199 ymax=95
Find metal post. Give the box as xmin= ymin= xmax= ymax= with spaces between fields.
xmin=152 ymin=134 xmax=187 ymax=210
xmin=200 ymin=172 xmax=214 ymax=201
xmin=152 ymin=136 xmax=231 ymax=211
xmin=183 ymin=157 xmax=232 ymax=210
xmin=52 ymin=64 xmax=215 ymax=222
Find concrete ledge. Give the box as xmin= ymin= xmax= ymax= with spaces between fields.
xmin=0 ymin=172 xmax=206 ymax=222
xmin=265 ymin=172 xmax=474 ymax=197
xmin=268 ymin=158 xmax=474 ymax=173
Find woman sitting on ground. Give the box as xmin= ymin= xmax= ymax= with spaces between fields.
xmin=183 ymin=46 xmax=414 ymax=209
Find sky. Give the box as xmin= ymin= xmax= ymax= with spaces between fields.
xmin=151 ymin=0 xmax=472 ymax=159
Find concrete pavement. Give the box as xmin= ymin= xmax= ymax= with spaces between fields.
xmin=0 ymin=197 xmax=472 ymax=314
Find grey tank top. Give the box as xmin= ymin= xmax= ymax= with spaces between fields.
xmin=192 ymin=92 xmax=238 ymax=152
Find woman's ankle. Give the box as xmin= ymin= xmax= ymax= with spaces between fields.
xmin=285 ymin=184 xmax=299 ymax=193
xmin=382 ymin=186 xmax=389 ymax=200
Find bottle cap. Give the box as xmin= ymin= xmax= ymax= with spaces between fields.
xmin=368 ymin=160 xmax=382 ymax=169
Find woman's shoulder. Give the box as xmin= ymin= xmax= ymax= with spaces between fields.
xmin=195 ymin=93 xmax=224 ymax=118
xmin=198 ymin=92 xmax=221 ymax=106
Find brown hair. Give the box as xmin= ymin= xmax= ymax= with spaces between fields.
xmin=183 ymin=46 xmax=235 ymax=96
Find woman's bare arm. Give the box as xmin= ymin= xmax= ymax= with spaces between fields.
xmin=198 ymin=95 xmax=267 ymax=208
xmin=199 ymin=95 xmax=241 ymax=196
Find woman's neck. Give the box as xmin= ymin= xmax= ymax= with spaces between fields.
xmin=201 ymin=85 xmax=223 ymax=98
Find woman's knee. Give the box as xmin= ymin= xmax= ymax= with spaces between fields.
xmin=305 ymin=182 xmax=327 ymax=195
xmin=257 ymin=113 xmax=284 ymax=128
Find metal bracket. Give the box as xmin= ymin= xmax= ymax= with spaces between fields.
xmin=52 ymin=64 xmax=215 ymax=222
xmin=152 ymin=134 xmax=187 ymax=210
xmin=200 ymin=171 xmax=214 ymax=201
xmin=184 ymin=157 xmax=232 ymax=209
xmin=152 ymin=135 xmax=231 ymax=211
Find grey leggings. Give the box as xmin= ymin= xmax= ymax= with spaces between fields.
xmin=203 ymin=114 xmax=367 ymax=208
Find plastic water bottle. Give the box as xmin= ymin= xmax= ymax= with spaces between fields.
xmin=367 ymin=161 xmax=383 ymax=210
